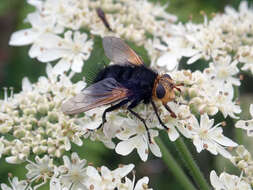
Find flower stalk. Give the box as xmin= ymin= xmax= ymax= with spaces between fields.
xmin=174 ymin=137 xmax=211 ymax=190
xmin=156 ymin=137 xmax=196 ymax=190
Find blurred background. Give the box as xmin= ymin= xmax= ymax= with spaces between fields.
xmin=1 ymin=0 xmax=253 ymax=189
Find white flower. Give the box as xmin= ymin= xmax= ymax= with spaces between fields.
xmin=117 ymin=176 xmax=153 ymax=190
xmin=235 ymin=104 xmax=253 ymax=136
xmin=115 ymin=118 xmax=161 ymax=161
xmin=1 ymin=177 xmax=32 ymax=190
xmin=50 ymin=177 xmax=63 ymax=190
xmin=214 ymin=92 xmax=241 ymax=119
xmin=178 ymin=69 xmax=241 ymax=118
xmin=204 ymin=56 xmax=240 ymax=87
xmin=5 ymin=140 xmax=30 ymax=164
xmin=238 ymin=46 xmax=253 ymax=74
xmin=210 ymin=170 xmax=251 ymax=190
xmin=26 ymin=155 xmax=54 ymax=183
xmin=158 ymin=102 xmax=192 ymax=141
xmin=9 ymin=12 xmax=63 ymax=47
xmin=59 ymin=152 xmax=87 ymax=190
xmin=185 ymin=21 xmax=227 ymax=64
xmin=156 ymin=35 xmax=198 ymax=70
xmin=187 ymin=113 xmax=237 ymax=158
xmin=86 ymin=164 xmax=134 ymax=190
xmin=31 ymin=31 xmax=93 ymax=73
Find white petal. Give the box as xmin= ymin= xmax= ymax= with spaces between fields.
xmin=22 ymin=77 xmax=32 ymax=92
xmin=149 ymin=142 xmax=162 ymax=157
xmin=115 ymin=139 xmax=135 ymax=156
xmin=134 ymin=177 xmax=149 ymax=190
xmin=9 ymin=29 xmax=38 ymax=46
xmin=50 ymin=177 xmax=61 ymax=190
xmin=215 ymin=135 xmax=237 ymax=147
xmin=86 ymin=166 xmax=102 ymax=181
xmin=27 ymin=12 xmax=42 ymax=28
xmin=235 ymin=120 xmax=245 ymax=129
xmin=27 ymin=0 xmax=42 ymax=9
xmin=136 ymin=137 xmax=149 ymax=161
xmin=216 ymin=145 xmax=232 ymax=159
xmin=176 ymin=123 xmax=192 ymax=138
xmin=53 ymin=59 xmax=71 ymax=74
xmin=187 ymin=53 xmax=202 ymax=64
xmin=193 ymin=136 xmax=203 ymax=153
xmin=200 ymin=113 xmax=214 ymax=130
xmin=157 ymin=53 xmax=179 ymax=70
xmin=71 ymin=55 xmax=84 ymax=73
xmin=168 ymin=126 xmax=180 ymax=141
xmin=64 ymin=138 xmax=71 ymax=151
xmin=205 ymin=141 xmax=218 ymax=155
xmin=37 ymin=49 xmax=65 ymax=62
xmin=101 ymin=166 xmax=112 ymax=180
xmin=1 ymin=184 xmax=12 ymax=190
xmin=62 ymin=155 xmax=71 ymax=168
xmin=210 ymin=170 xmax=224 ymax=190
xmin=250 ymin=104 xmax=253 ymax=117
xmin=28 ymin=43 xmax=41 ymax=58
xmin=114 ymin=164 xmax=134 ymax=178
xmin=6 ymin=156 xmax=22 ymax=164
xmin=37 ymin=33 xmax=62 ymax=48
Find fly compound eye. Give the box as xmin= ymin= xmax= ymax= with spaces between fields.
xmin=156 ymin=83 xmax=166 ymax=99
xmin=163 ymin=74 xmax=172 ymax=79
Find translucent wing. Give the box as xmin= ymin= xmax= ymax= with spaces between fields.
xmin=61 ymin=78 xmax=129 ymax=115
xmin=103 ymin=36 xmax=144 ymax=66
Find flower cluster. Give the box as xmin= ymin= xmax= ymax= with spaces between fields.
xmin=1 ymin=152 xmax=152 ymax=190
xmin=151 ymin=1 xmax=253 ymax=72
xmin=231 ymin=146 xmax=253 ymax=186
xmin=0 ymin=64 xmax=86 ymax=163
xmin=210 ymin=170 xmax=252 ymax=190
xmin=171 ymin=66 xmax=241 ymax=119
xmin=80 ymin=100 xmax=237 ymax=160
xmin=236 ymin=104 xmax=253 ymax=136
xmin=4 ymin=0 xmax=253 ymax=189
xmin=9 ymin=0 xmax=177 ymax=75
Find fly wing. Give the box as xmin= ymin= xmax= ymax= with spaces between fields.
xmin=61 ymin=78 xmax=129 ymax=115
xmin=103 ymin=36 xmax=144 ymax=66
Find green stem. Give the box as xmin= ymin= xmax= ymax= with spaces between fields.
xmin=156 ymin=137 xmax=196 ymax=190
xmin=174 ymin=137 xmax=211 ymax=190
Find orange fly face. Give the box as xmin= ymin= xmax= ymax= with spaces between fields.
xmin=152 ymin=74 xmax=177 ymax=104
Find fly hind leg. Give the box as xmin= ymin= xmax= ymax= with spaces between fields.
xmin=127 ymin=99 xmax=152 ymax=144
xmin=96 ymin=99 xmax=129 ymax=130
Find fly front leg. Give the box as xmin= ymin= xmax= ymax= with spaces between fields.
xmin=163 ymin=103 xmax=177 ymax=118
xmin=151 ymin=100 xmax=169 ymax=130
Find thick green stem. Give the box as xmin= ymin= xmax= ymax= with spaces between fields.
xmin=174 ymin=137 xmax=211 ymax=190
xmin=156 ymin=137 xmax=196 ymax=190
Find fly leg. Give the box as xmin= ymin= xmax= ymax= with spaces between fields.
xmin=96 ymin=99 xmax=129 ymax=130
xmin=127 ymin=108 xmax=152 ymax=144
xmin=163 ymin=104 xmax=177 ymax=118
xmin=151 ymin=100 xmax=169 ymax=130
xmin=127 ymin=98 xmax=152 ymax=143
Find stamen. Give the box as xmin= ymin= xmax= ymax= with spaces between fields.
xmin=3 ymin=87 xmax=8 ymax=101
xmin=9 ymin=87 xmax=14 ymax=99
